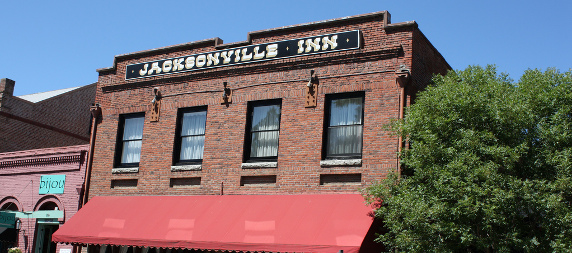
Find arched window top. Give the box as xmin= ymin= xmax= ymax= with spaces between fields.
xmin=34 ymin=195 xmax=63 ymax=212
xmin=0 ymin=197 xmax=22 ymax=211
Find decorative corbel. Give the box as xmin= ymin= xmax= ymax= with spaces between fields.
xmin=221 ymin=82 xmax=232 ymax=105
xmin=150 ymin=87 xmax=162 ymax=122
xmin=305 ymin=69 xmax=319 ymax=108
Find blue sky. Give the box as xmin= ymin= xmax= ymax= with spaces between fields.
xmin=1 ymin=0 xmax=570 ymax=96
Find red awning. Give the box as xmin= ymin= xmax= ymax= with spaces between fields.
xmin=52 ymin=194 xmax=377 ymax=253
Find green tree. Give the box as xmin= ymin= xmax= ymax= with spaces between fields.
xmin=366 ymin=65 xmax=572 ymax=252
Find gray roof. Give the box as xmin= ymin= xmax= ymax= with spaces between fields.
xmin=17 ymin=86 xmax=82 ymax=103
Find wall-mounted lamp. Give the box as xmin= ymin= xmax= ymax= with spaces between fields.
xmin=307 ymin=69 xmax=318 ymax=89
xmin=305 ymin=69 xmax=318 ymax=108
xmin=15 ymin=218 xmax=21 ymax=230
xmin=221 ymin=82 xmax=232 ymax=105
xmin=150 ymin=87 xmax=162 ymax=122
xmin=151 ymin=87 xmax=162 ymax=104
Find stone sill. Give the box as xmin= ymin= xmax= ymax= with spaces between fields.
xmin=111 ymin=167 xmax=139 ymax=174
xmin=320 ymin=159 xmax=362 ymax=167
xmin=171 ymin=164 xmax=202 ymax=172
xmin=241 ymin=162 xmax=278 ymax=169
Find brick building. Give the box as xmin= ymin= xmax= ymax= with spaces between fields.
xmin=0 ymin=79 xmax=96 ymax=152
xmin=53 ymin=11 xmax=450 ymax=252
xmin=0 ymin=80 xmax=95 ymax=253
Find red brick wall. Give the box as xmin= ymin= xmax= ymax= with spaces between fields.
xmin=411 ymin=27 xmax=451 ymax=92
xmin=0 ymin=83 xmax=96 ymax=152
xmin=88 ymin=12 xmax=450 ymax=198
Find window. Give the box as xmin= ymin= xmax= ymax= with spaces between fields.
xmin=323 ymin=92 xmax=364 ymax=160
xmin=173 ymin=107 xmax=207 ymax=165
xmin=115 ymin=113 xmax=144 ymax=167
xmin=244 ymin=100 xmax=282 ymax=162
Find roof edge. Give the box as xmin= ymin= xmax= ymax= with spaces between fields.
xmin=385 ymin=20 xmax=418 ymax=30
xmin=216 ymin=11 xmax=391 ymax=49
xmin=98 ymin=11 xmax=391 ymax=73
xmin=0 ymin=144 xmax=89 ymax=160
xmin=97 ymin=38 xmax=223 ymax=73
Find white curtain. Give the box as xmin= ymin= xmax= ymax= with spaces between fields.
xmin=251 ymin=105 xmax=280 ymax=157
xmin=252 ymin=105 xmax=280 ymax=131
xmin=328 ymin=97 xmax=363 ymax=156
xmin=121 ymin=140 xmax=142 ymax=163
xmin=121 ymin=116 xmax=144 ymax=164
xmin=180 ymin=111 xmax=206 ymax=160
xmin=251 ymin=131 xmax=279 ymax=157
xmin=329 ymin=97 xmax=363 ymax=126
xmin=327 ymin=125 xmax=363 ymax=156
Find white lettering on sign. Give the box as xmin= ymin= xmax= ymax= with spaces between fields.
xmin=298 ymin=35 xmax=338 ymax=54
xmin=221 ymin=50 xmax=234 ymax=63
xmin=139 ymin=64 xmax=149 ymax=76
xmin=207 ymin=53 xmax=220 ymax=66
xmin=241 ymin=48 xmax=253 ymax=61
xmin=149 ymin=62 xmax=162 ymax=75
xmin=162 ymin=60 xmax=172 ymax=72
xmin=126 ymin=31 xmax=359 ymax=80
xmin=173 ymin=58 xmax=185 ymax=71
xmin=196 ymin=55 xmax=206 ymax=67
xmin=266 ymin=44 xmax=278 ymax=58
xmin=135 ymin=44 xmax=280 ymax=78
xmin=253 ymin=46 xmax=265 ymax=60
xmin=322 ymin=35 xmax=338 ymax=50
xmin=185 ymin=56 xmax=195 ymax=69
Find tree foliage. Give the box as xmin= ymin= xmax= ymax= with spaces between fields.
xmin=365 ymin=65 xmax=572 ymax=252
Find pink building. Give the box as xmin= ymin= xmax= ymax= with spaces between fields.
xmin=0 ymin=145 xmax=89 ymax=253
xmin=0 ymin=78 xmax=94 ymax=253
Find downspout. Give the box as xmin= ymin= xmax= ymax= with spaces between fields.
xmin=395 ymin=67 xmax=410 ymax=177
xmin=75 ymin=104 xmax=100 ymax=253
xmin=82 ymin=103 xmax=101 ymax=206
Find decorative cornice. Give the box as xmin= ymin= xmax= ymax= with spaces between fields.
xmin=0 ymin=155 xmax=82 ymax=169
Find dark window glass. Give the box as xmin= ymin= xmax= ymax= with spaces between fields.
xmin=324 ymin=93 xmax=364 ymax=159
xmin=116 ymin=113 xmax=144 ymax=167
xmin=245 ymin=100 xmax=281 ymax=162
xmin=174 ymin=108 xmax=207 ymax=165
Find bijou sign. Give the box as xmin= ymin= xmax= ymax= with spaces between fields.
xmin=39 ymin=175 xmax=66 ymax=195
xmin=126 ymin=30 xmax=361 ymax=80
